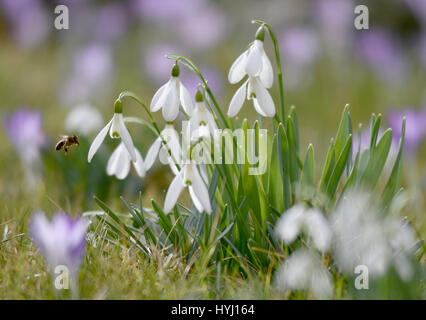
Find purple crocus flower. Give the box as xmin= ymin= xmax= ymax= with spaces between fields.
xmin=1 ymin=0 xmax=49 ymax=49
xmin=175 ymin=6 xmax=227 ymax=49
xmin=404 ymin=0 xmax=426 ymax=23
xmin=279 ymin=27 xmax=319 ymax=67
xmin=30 ymin=211 xmax=88 ymax=284
xmin=357 ymin=29 xmax=406 ymax=83
xmin=4 ymin=107 xmax=46 ymax=165
xmin=131 ymin=0 xmax=204 ymax=22
xmin=387 ymin=107 xmax=426 ymax=155
xmin=60 ymin=43 xmax=113 ymax=105
xmin=94 ymin=3 xmax=129 ymax=42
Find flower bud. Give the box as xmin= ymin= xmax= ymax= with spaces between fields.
xmin=255 ymin=26 xmax=265 ymax=41
xmin=171 ymin=63 xmax=180 ymax=77
xmin=195 ymin=89 xmax=203 ymax=102
xmin=114 ymin=99 xmax=123 ymax=113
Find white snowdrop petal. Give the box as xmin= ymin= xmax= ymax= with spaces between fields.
xmin=118 ymin=114 xmax=136 ymax=162
xmin=227 ymin=81 xmax=247 ymax=117
xmin=189 ymin=186 xmax=204 ymax=212
xmin=88 ymin=119 xmax=112 ymax=162
xmin=133 ymin=147 xmax=146 ymax=178
xmin=179 ymin=81 xmax=194 ymax=116
xmin=259 ymin=51 xmax=274 ymax=88
xmin=190 ymin=165 xmax=212 ymax=213
xmin=150 ymin=82 xmax=169 ymax=112
xmin=109 ymin=113 xmax=121 ymax=138
xmin=144 ymin=137 xmax=162 ymax=172
xmin=162 ymin=81 xmax=180 ymax=121
xmin=275 ymin=204 xmax=305 ymax=244
xmin=305 ymin=209 xmax=332 ymax=252
xmin=228 ymin=50 xmax=248 ymax=84
xmin=164 ymin=171 xmax=185 ymax=213
xmin=106 ymin=143 xmax=124 ymax=176
xmin=115 ymin=149 xmax=131 ymax=180
xmin=245 ymin=41 xmax=262 ymax=77
xmin=253 ymin=80 xmax=275 ymax=117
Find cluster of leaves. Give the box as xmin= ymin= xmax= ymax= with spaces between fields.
xmin=93 ymin=102 xmax=407 ymax=277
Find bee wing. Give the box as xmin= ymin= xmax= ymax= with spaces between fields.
xmin=55 ymin=139 xmax=66 ymax=150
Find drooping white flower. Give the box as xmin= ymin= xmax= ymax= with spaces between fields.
xmin=274 ymin=249 xmax=333 ymax=299
xmin=227 ymin=27 xmax=275 ymax=118
xmin=164 ymin=162 xmax=212 ymax=214
xmin=150 ymin=63 xmax=193 ymax=121
xmin=228 ymin=76 xmax=275 ymax=118
xmin=88 ymin=101 xmax=136 ymax=163
xmin=107 ymin=142 xmax=145 ymax=180
xmin=275 ymin=204 xmax=332 ymax=252
xmin=187 ymin=89 xmax=218 ymax=142
xmin=65 ymin=103 xmax=104 ymax=136
xmin=144 ymin=124 xmax=181 ymax=175
xmin=330 ymin=192 xmax=417 ymax=281
xmin=228 ymin=35 xmax=274 ymax=88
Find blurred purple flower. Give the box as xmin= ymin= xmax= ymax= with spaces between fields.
xmin=279 ymin=27 xmax=319 ymax=67
xmin=357 ymin=29 xmax=406 ymax=82
xmin=404 ymin=0 xmax=426 ymax=23
xmin=4 ymin=107 xmax=46 ymax=163
xmin=278 ymin=27 xmax=319 ymax=89
xmin=143 ymin=44 xmax=185 ymax=83
xmin=94 ymin=3 xmax=129 ymax=42
xmin=387 ymin=107 xmax=426 ymax=155
xmin=314 ymin=0 xmax=354 ymax=33
xmin=180 ymin=66 xmax=223 ymax=98
xmin=30 ymin=211 xmax=88 ymax=277
xmin=1 ymin=0 xmax=49 ymax=49
xmin=131 ymin=0 xmax=205 ymax=22
xmin=418 ymin=34 xmax=426 ymax=69
xmin=175 ymin=6 xmax=227 ymax=49
xmin=61 ymin=43 xmax=113 ymax=105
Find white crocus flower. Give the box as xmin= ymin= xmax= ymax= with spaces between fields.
xmin=107 ymin=142 xmax=145 ymax=180
xmin=144 ymin=124 xmax=181 ymax=175
xmin=188 ymin=90 xmax=218 ymax=142
xmin=88 ymin=101 xmax=136 ymax=163
xmin=150 ymin=64 xmax=193 ymax=121
xmin=275 ymin=204 xmax=332 ymax=252
xmin=227 ymin=27 xmax=275 ymax=118
xmin=164 ymin=162 xmax=212 ymax=214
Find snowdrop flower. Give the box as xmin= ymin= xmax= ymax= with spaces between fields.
xmin=330 ymin=192 xmax=417 ymax=280
xmin=107 ymin=142 xmax=145 ymax=180
xmin=29 ymin=211 xmax=88 ymax=286
xmin=144 ymin=124 xmax=181 ymax=175
xmin=65 ymin=103 xmax=104 ymax=136
xmin=227 ymin=27 xmax=275 ymax=117
xmin=150 ymin=63 xmax=193 ymax=121
xmin=187 ymin=89 xmax=217 ymax=142
xmin=275 ymin=204 xmax=332 ymax=252
xmin=164 ymin=161 xmax=212 ymax=214
xmin=274 ymin=249 xmax=333 ymax=299
xmin=88 ymin=100 xmax=136 ymax=163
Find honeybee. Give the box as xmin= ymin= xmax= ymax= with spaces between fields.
xmin=55 ymin=135 xmax=80 ymax=153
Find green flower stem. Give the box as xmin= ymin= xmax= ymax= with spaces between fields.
xmin=252 ymin=20 xmax=285 ymax=124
